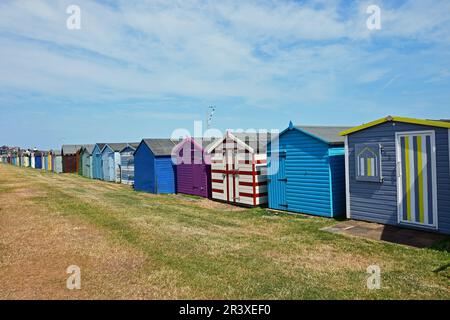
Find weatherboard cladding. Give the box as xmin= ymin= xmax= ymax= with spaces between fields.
xmin=174 ymin=138 xmax=212 ymax=198
xmin=120 ymin=145 xmax=138 ymax=185
xmin=102 ymin=144 xmax=121 ymax=182
xmin=62 ymin=145 xmax=84 ymax=173
xmin=30 ymin=151 xmax=38 ymax=168
xmin=75 ymin=145 xmax=93 ymax=175
xmin=23 ymin=154 xmax=30 ymax=167
xmin=101 ymin=145 xmax=113 ymax=181
xmin=267 ymin=126 xmax=348 ymax=217
xmin=134 ymin=139 xmax=177 ymax=194
xmin=101 ymin=143 xmax=136 ymax=183
xmin=92 ymin=144 xmax=105 ymax=179
xmin=346 ymin=121 xmax=450 ymax=234
xmin=80 ymin=146 xmax=95 ymax=178
xmin=43 ymin=153 xmax=48 ymax=170
xmin=209 ymin=132 xmax=269 ymax=206
xmin=34 ymin=152 xmax=42 ymax=169
xmin=47 ymin=152 xmax=52 ymax=171
xmin=53 ymin=151 xmax=63 ymax=173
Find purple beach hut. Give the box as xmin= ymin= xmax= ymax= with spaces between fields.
xmin=172 ymin=137 xmax=213 ymax=198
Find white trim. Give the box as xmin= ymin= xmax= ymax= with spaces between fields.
xmin=206 ymin=131 xmax=255 ymax=154
xmin=430 ymin=131 xmax=439 ymax=230
xmin=360 ymin=157 xmax=365 ymax=176
xmin=344 ymin=136 xmax=351 ymax=219
xmin=421 ymin=136 xmax=429 ymax=225
xmin=395 ymin=130 xmax=438 ymax=230
xmin=378 ymin=144 xmax=383 ymax=181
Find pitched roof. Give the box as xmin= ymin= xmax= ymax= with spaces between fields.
xmin=232 ymin=132 xmax=274 ymax=152
xmin=81 ymin=144 xmax=95 ymax=155
xmin=141 ymin=139 xmax=179 ymax=156
xmin=119 ymin=142 xmax=140 ymax=152
xmin=128 ymin=142 xmax=140 ymax=149
xmin=103 ymin=143 xmax=129 ymax=152
xmin=172 ymin=137 xmax=219 ymax=153
xmin=296 ymin=126 xmax=350 ymax=145
xmin=340 ymin=116 xmax=450 ymax=136
xmin=62 ymin=145 xmax=84 ymax=155
xmin=95 ymin=143 xmax=106 ymax=151
xmin=207 ymin=132 xmax=274 ymax=153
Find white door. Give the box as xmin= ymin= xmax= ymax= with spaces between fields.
xmin=396 ymin=131 xmax=438 ymax=229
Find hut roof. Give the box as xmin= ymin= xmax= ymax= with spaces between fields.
xmin=102 ymin=143 xmax=128 ymax=152
xmin=295 ymin=126 xmax=350 ymax=145
xmin=208 ymin=132 xmax=274 ymax=153
xmin=81 ymin=144 xmax=96 ymax=155
xmin=62 ymin=145 xmax=84 ymax=155
xmin=141 ymin=139 xmax=180 ymax=156
xmin=341 ymin=115 xmax=450 ymax=136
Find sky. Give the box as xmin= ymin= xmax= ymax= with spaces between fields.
xmin=1 ymin=0 xmax=449 ymax=150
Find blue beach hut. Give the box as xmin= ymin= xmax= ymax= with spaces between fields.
xmin=134 ymin=139 xmax=178 ymax=194
xmin=101 ymin=143 xmax=128 ymax=183
xmin=119 ymin=143 xmax=140 ymax=185
xmin=267 ymin=122 xmax=350 ymax=217
xmin=341 ymin=116 xmax=450 ymax=234
xmin=92 ymin=143 xmax=106 ymax=180
xmin=43 ymin=152 xmax=48 ymax=170
xmin=34 ymin=151 xmax=43 ymax=169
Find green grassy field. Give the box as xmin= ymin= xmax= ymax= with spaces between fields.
xmin=0 ymin=164 xmax=449 ymax=299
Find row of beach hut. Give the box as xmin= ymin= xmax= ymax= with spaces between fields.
xmin=1 ymin=150 xmax=63 ymax=172
xmin=1 ymin=115 xmax=449 ymax=235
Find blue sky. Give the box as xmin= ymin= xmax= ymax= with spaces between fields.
xmin=1 ymin=0 xmax=449 ymax=149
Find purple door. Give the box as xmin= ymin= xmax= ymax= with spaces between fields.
xmin=192 ymin=165 xmax=203 ymax=196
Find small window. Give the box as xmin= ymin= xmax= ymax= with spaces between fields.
xmin=355 ymin=143 xmax=382 ymax=182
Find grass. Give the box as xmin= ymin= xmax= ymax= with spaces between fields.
xmin=0 ymin=164 xmax=449 ymax=299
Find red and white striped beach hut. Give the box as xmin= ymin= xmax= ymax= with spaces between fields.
xmin=206 ymin=131 xmax=271 ymax=207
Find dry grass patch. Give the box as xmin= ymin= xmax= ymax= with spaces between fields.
xmin=0 ymin=164 xmax=449 ymax=299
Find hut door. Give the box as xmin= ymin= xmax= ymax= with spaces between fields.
xmin=108 ymin=153 xmax=115 ymax=181
xmin=226 ymin=150 xmax=238 ymax=203
xmin=268 ymin=151 xmax=287 ymax=210
xmin=192 ymin=165 xmax=201 ymax=190
xmin=396 ymin=131 xmax=438 ymax=229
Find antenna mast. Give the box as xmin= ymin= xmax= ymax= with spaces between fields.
xmin=206 ymin=106 xmax=216 ymax=129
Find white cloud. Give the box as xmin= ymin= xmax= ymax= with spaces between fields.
xmin=0 ymin=0 xmax=449 ymax=111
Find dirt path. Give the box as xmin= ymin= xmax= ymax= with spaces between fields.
xmin=1 ymin=165 xmax=449 ymax=299
xmin=0 ymin=167 xmax=162 ymax=299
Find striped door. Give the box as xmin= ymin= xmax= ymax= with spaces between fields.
xmin=226 ymin=150 xmax=239 ymax=203
xmin=396 ymin=132 xmax=437 ymax=228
